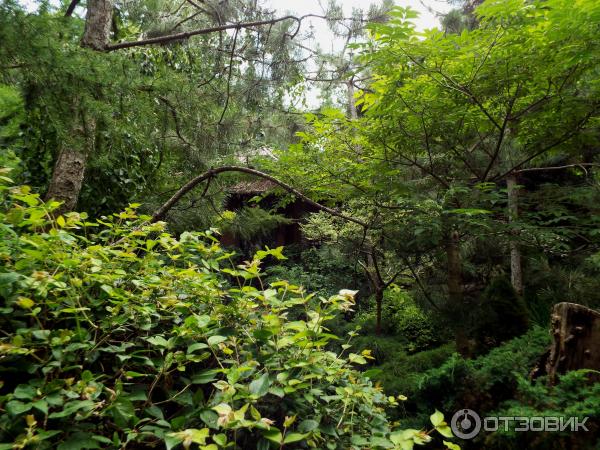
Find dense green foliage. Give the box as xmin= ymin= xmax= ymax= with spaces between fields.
xmin=0 ymin=176 xmax=462 ymax=449
xmin=2 ymin=0 xmax=600 ymax=448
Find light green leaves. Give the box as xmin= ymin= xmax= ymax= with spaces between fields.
xmin=0 ymin=180 xmax=404 ymax=450
xmin=430 ymin=410 xmax=454 ymax=439
xmin=167 ymin=428 xmax=210 ymax=449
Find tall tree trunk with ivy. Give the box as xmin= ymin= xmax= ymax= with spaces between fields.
xmin=507 ymin=173 xmax=524 ymax=296
xmin=446 ymin=228 xmax=470 ymax=356
xmin=45 ymin=0 xmax=113 ymax=212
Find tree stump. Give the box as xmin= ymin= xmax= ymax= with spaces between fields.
xmin=546 ymin=302 xmax=600 ymax=385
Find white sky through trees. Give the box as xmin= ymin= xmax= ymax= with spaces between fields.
xmin=17 ymin=0 xmax=451 ymax=108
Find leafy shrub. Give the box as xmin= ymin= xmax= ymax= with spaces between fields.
xmin=481 ymin=370 xmax=600 ymax=450
xmin=0 ymin=178 xmax=443 ymax=449
xmin=354 ymin=288 xmax=444 ymax=353
xmin=218 ymin=206 xmax=292 ymax=244
xmin=410 ymin=327 xmax=551 ymax=420
xmin=348 ymin=341 xmax=455 ymax=416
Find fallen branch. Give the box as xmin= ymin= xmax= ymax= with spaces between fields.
xmin=151 ymin=165 xmax=367 ymax=228
xmin=106 ymin=16 xmax=301 ymax=51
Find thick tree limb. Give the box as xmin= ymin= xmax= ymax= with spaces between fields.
xmin=65 ymin=0 xmax=80 ymax=17
xmin=151 ymin=165 xmax=367 ymax=227
xmin=106 ymin=16 xmax=301 ymax=51
xmin=105 ymin=13 xmax=366 ymax=51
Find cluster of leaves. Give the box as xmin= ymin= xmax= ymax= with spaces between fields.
xmin=0 ymin=173 xmax=460 ymax=449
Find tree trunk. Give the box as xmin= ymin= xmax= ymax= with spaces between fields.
xmin=507 ymin=173 xmax=523 ymax=295
xmin=375 ymin=288 xmax=383 ymax=335
xmin=346 ymin=79 xmax=358 ymax=120
xmin=546 ymin=302 xmax=600 ymax=385
xmin=446 ymin=229 xmax=470 ymax=356
xmin=81 ymin=0 xmax=114 ymax=50
xmin=45 ymin=0 xmax=113 ymax=213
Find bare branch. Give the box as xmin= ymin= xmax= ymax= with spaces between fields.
xmin=152 ymin=165 xmax=368 ymax=227
xmin=218 ymin=26 xmax=239 ymax=126
xmin=106 ymin=16 xmax=301 ymax=51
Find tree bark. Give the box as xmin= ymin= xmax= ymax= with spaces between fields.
xmin=45 ymin=0 xmax=113 ymax=213
xmin=151 ymin=166 xmax=366 ymax=227
xmin=375 ymin=288 xmax=383 ymax=335
xmin=507 ymin=173 xmax=523 ymax=295
xmin=446 ymin=229 xmax=470 ymax=356
xmin=45 ymin=142 xmax=87 ymax=213
xmin=546 ymin=302 xmax=600 ymax=385
xmin=81 ymin=0 xmax=114 ymax=50
xmin=346 ymin=79 xmax=357 ymax=120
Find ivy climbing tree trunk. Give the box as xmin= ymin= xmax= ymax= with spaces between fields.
xmin=45 ymin=0 xmax=113 ymax=213
xmin=346 ymin=78 xmax=358 ymax=120
xmin=446 ymin=228 xmax=470 ymax=356
xmin=507 ymin=173 xmax=523 ymax=296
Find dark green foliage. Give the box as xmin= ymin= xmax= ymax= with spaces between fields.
xmin=219 ymin=206 xmax=292 ymax=244
xmin=473 ymin=277 xmax=530 ymax=352
xmin=265 ymin=245 xmax=365 ymax=297
xmin=481 ymin=371 xmax=600 ymax=449
xmin=354 ymin=289 xmax=446 ymax=353
xmin=410 ymin=328 xmax=550 ymax=421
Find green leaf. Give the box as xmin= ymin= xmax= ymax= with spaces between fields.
xmin=443 ymin=441 xmax=461 ymax=450
xmin=213 ymin=434 xmax=227 ymax=446
xmin=283 ymin=432 xmax=307 ymax=444
xmin=192 ymin=369 xmax=220 ymax=385
xmin=32 ymin=399 xmax=49 ymax=415
xmin=436 ymin=424 xmax=454 ymax=438
xmin=430 ymin=409 xmax=444 ymax=427
xmin=298 ymin=419 xmax=319 ymax=432
xmin=5 ymin=400 xmax=32 ymax=415
xmin=49 ymin=400 xmax=95 ymax=419
xmin=57 ymin=432 xmax=101 ymax=450
xmin=207 ymin=335 xmax=227 ymax=346
xmin=262 ymin=428 xmax=283 ymax=444
xmin=187 ymin=342 xmax=209 ymax=353
xmin=199 ymin=409 xmax=219 ymax=428
xmin=13 ymin=384 xmax=36 ymax=400
xmin=145 ymin=335 xmax=169 ymax=348
xmin=109 ymin=397 xmax=136 ymax=427
xmin=249 ymin=373 xmax=270 ymax=397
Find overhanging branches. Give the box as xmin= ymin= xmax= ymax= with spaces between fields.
xmin=151 ymin=165 xmax=367 ymax=228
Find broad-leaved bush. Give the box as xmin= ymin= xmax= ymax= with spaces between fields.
xmin=0 ymin=174 xmax=457 ymax=449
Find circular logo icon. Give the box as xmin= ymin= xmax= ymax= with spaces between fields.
xmin=451 ymin=409 xmax=482 ymax=439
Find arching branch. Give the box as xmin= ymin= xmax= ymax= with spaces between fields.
xmin=151 ymin=165 xmax=367 ymax=228
xmin=515 ymin=163 xmax=600 ymax=174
